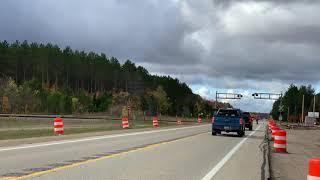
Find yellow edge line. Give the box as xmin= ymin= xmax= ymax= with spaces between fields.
xmin=3 ymin=132 xmax=208 ymax=180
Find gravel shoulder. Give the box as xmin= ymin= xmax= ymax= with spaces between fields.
xmin=270 ymin=127 xmax=320 ymax=180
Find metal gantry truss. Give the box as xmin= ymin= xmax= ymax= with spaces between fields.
xmin=217 ymin=93 xmax=243 ymax=99
xmin=252 ymin=92 xmax=283 ymax=121
xmin=251 ymin=93 xmax=282 ymax=100
xmin=215 ymin=91 xmax=243 ymax=108
xmin=214 ymin=91 xmax=283 ymax=111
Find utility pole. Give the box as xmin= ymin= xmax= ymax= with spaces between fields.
xmin=287 ymin=106 xmax=290 ymax=122
xmin=313 ymin=95 xmax=316 ymax=114
xmin=279 ymin=92 xmax=283 ymax=124
xmin=215 ymin=91 xmax=218 ymax=109
xmin=301 ymin=95 xmax=305 ymax=123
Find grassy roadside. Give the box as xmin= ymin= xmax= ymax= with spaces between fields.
xmin=0 ymin=118 xmax=177 ymax=140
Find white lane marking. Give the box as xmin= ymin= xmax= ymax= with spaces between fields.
xmin=201 ymin=123 xmax=263 ymax=180
xmin=0 ymin=124 xmax=210 ymax=152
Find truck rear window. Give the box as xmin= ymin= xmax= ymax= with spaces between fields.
xmin=217 ymin=110 xmax=239 ymax=117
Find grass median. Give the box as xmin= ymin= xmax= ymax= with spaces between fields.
xmin=0 ymin=118 xmax=176 ymax=140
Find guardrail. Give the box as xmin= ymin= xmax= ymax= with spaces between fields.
xmin=0 ymin=114 xmax=199 ymax=123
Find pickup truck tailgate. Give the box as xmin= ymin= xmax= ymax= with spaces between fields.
xmin=213 ymin=109 xmax=242 ymax=131
xmin=214 ymin=116 xmax=240 ymax=126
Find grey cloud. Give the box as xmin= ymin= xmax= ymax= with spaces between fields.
xmin=0 ymin=0 xmax=204 ymax=65
xmin=213 ymin=0 xmax=318 ymax=7
xmin=0 ymin=0 xmax=320 ymax=91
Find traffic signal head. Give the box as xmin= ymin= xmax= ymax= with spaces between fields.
xmin=237 ymin=94 xmax=243 ymax=98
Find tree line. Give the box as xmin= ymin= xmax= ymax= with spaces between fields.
xmin=271 ymin=84 xmax=319 ymax=122
xmin=0 ymin=40 xmax=232 ymax=116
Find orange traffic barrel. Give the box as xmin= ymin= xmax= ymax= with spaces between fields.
xmin=54 ymin=117 xmax=64 ymax=135
xmin=273 ymin=129 xmax=286 ymax=153
xmin=177 ymin=118 xmax=182 ymax=125
xmin=308 ymin=158 xmax=320 ymax=180
xmin=198 ymin=117 xmax=202 ymax=124
xmin=152 ymin=117 xmax=158 ymax=128
xmin=122 ymin=117 xmax=129 ymax=129
xmin=271 ymin=126 xmax=281 ymax=141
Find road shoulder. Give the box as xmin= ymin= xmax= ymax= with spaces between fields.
xmin=270 ymin=128 xmax=320 ymax=180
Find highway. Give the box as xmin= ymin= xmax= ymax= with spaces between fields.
xmin=0 ymin=121 xmax=266 ymax=180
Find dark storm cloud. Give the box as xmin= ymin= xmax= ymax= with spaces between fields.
xmin=0 ymin=0 xmax=320 ymax=89
xmin=0 ymin=0 xmax=204 ymax=65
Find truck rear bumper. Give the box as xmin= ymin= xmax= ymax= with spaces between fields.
xmin=212 ymin=125 xmax=243 ymax=132
xmin=245 ymin=122 xmax=252 ymax=128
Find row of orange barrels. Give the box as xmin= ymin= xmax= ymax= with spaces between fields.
xmin=54 ymin=117 xmax=204 ymax=134
xmin=268 ymin=119 xmax=320 ymax=180
xmin=121 ymin=116 xmax=203 ymax=129
xmin=268 ymin=120 xmax=287 ymax=152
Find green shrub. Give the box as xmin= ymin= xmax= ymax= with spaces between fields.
xmin=89 ymin=92 xmax=112 ymax=112
xmin=47 ymin=91 xmax=72 ymax=114
xmin=72 ymin=97 xmax=79 ymax=113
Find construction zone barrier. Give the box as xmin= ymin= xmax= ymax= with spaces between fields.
xmin=198 ymin=117 xmax=202 ymax=124
xmin=152 ymin=117 xmax=158 ymax=128
xmin=122 ymin=117 xmax=129 ymax=129
xmin=308 ymin=158 xmax=320 ymax=180
xmin=273 ymin=129 xmax=287 ymax=153
xmin=54 ymin=117 xmax=64 ymax=135
xmin=268 ymin=119 xmax=276 ymax=131
xmin=271 ymin=126 xmax=280 ymax=141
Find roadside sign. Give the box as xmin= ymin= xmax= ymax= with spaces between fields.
xmin=279 ymin=114 xmax=283 ymax=121
xmin=279 ymin=105 xmax=284 ymax=112
xmin=308 ymin=112 xmax=319 ymax=118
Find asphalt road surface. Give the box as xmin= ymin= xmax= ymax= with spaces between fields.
xmin=0 ymin=121 xmax=266 ymax=180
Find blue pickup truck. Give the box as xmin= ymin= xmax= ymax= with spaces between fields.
xmin=212 ymin=108 xmax=245 ymax=137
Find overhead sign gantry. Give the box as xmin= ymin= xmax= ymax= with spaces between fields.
xmin=252 ymin=92 xmax=283 ymax=121
xmin=215 ymin=91 xmax=243 ymax=109
xmin=252 ymin=93 xmax=282 ymax=100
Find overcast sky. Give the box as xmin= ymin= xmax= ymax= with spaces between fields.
xmin=1 ymin=0 xmax=320 ymax=112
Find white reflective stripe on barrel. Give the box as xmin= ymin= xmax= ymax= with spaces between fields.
xmin=273 ymin=143 xmax=286 ymax=148
xmin=274 ymin=136 xmax=286 ymax=140
xmin=54 ymin=128 xmax=64 ymax=131
xmin=307 ymin=175 xmax=320 ymax=180
xmin=54 ymin=122 xmax=63 ymax=125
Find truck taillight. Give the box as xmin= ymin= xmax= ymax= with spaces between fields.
xmin=240 ymin=118 xmax=243 ymax=125
xmin=212 ymin=117 xmax=215 ymax=123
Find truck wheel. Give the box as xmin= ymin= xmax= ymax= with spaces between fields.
xmin=249 ymin=126 xmax=253 ymax=131
xmin=212 ymin=131 xmax=217 ymax=136
xmin=237 ymin=131 xmax=245 ymax=137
